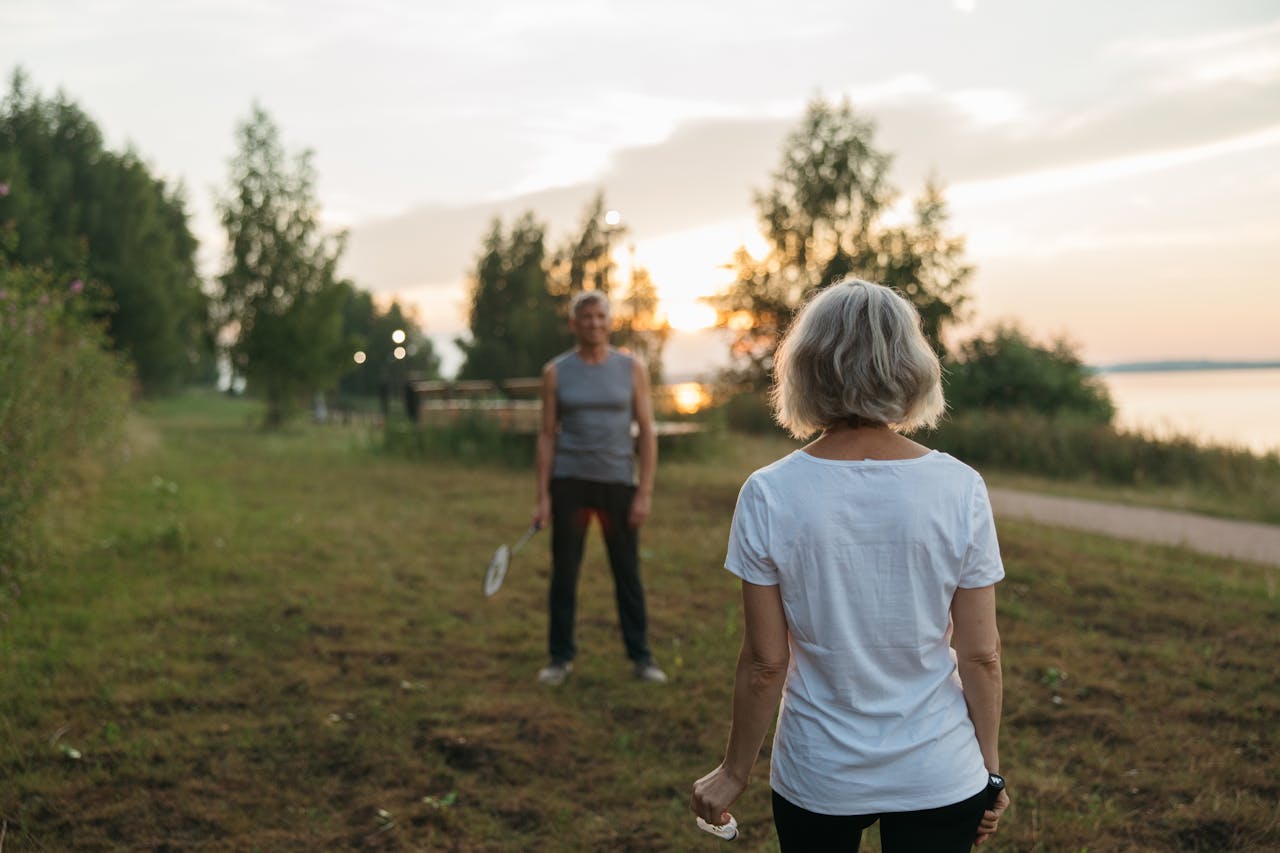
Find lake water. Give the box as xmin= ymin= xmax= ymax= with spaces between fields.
xmin=1099 ymin=368 xmax=1280 ymax=456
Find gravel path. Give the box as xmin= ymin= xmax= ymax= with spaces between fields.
xmin=988 ymin=488 xmax=1280 ymax=567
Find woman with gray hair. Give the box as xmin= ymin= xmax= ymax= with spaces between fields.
xmin=691 ymin=278 xmax=1010 ymax=850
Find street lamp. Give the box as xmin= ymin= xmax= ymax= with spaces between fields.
xmin=599 ymin=209 xmax=626 ymax=295
xmin=379 ymin=329 xmax=409 ymax=420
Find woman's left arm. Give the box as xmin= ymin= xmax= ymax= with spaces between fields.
xmin=691 ymin=580 xmax=790 ymax=826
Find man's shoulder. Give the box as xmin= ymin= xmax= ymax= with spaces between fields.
xmin=607 ymin=347 xmax=636 ymax=365
xmin=547 ymin=350 xmax=577 ymax=370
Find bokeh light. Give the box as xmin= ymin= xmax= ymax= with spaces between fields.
xmin=671 ymin=382 xmax=712 ymax=415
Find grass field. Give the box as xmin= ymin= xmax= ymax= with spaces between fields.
xmin=1 ymin=392 xmax=1276 ymax=851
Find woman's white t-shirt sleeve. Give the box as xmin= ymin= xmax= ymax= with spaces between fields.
xmin=725 ymin=476 xmax=779 ymax=586
xmin=959 ymin=476 xmax=1005 ymax=589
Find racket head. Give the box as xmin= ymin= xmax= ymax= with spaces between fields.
xmin=483 ymin=544 xmax=510 ymax=596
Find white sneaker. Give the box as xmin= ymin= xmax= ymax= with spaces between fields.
xmin=633 ymin=661 xmax=668 ymax=684
xmin=537 ymin=661 xmax=572 ymax=686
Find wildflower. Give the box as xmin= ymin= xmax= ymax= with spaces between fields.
xmin=0 ymin=182 xmax=9 ymax=197
xmin=70 ymin=279 xmax=84 ymax=294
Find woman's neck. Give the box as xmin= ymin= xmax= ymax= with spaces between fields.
xmin=804 ymin=421 xmax=930 ymax=462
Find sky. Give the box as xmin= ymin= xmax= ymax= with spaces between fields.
xmin=4 ymin=0 xmax=1278 ymax=377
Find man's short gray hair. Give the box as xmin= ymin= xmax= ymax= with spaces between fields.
xmin=569 ymin=289 xmax=610 ymax=317
xmin=770 ymin=277 xmax=944 ymax=438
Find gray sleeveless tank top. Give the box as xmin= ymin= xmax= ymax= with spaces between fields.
xmin=552 ymin=349 xmax=635 ymax=484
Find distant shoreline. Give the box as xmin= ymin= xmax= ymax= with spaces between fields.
xmin=1093 ymin=360 xmax=1280 ymax=375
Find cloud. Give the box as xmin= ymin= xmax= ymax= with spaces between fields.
xmin=341 ymin=115 xmax=791 ymax=292
xmin=947 ymin=123 xmax=1280 ymax=207
xmin=1109 ymin=16 xmax=1280 ymax=59
xmin=342 ymin=63 xmax=1279 ymax=336
xmin=1109 ymin=16 xmax=1280 ymax=90
xmin=870 ymin=72 xmax=1280 ymax=188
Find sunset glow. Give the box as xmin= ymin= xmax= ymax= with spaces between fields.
xmin=663 ymin=300 xmax=718 ymax=332
xmin=670 ymin=382 xmax=713 ymax=415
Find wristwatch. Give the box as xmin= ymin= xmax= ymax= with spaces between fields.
xmin=985 ymin=773 xmax=1006 ymax=808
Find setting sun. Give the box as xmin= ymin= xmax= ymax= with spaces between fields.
xmin=663 ymin=300 xmax=718 ymax=332
xmin=670 ymin=381 xmax=713 ymax=415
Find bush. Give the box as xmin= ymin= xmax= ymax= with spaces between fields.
xmin=946 ymin=324 xmax=1114 ymax=422
xmin=717 ymin=390 xmax=786 ymax=436
xmin=383 ymin=413 xmax=536 ymax=467
xmin=0 ymin=264 xmax=132 ymax=606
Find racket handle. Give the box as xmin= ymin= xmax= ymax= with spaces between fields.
xmin=510 ymin=524 xmax=540 ymax=555
xmin=696 ymin=814 xmax=738 ymax=840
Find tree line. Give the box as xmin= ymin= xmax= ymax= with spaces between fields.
xmin=1 ymin=67 xmax=1110 ymax=430
xmin=0 ymin=71 xmax=439 ymax=427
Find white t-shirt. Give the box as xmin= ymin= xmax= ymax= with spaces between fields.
xmin=725 ymin=449 xmax=1005 ymax=815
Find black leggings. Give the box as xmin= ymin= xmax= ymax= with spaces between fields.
xmin=771 ymin=787 xmax=987 ymax=853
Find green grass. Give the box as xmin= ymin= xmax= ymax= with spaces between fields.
xmin=1 ymin=391 xmax=1276 ymax=851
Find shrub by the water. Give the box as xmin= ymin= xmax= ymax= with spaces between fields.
xmin=944 ymin=324 xmax=1115 ymax=422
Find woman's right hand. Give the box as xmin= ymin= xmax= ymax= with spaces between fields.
xmin=690 ymin=764 xmax=747 ymax=828
xmin=975 ymin=788 xmax=1010 ymax=845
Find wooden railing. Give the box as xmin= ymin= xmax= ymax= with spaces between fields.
xmin=406 ymin=377 xmax=707 ymax=436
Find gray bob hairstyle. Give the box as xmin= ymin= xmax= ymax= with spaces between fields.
xmin=770 ymin=277 xmax=944 ymax=438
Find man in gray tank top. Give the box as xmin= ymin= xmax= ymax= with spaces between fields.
xmin=531 ymin=290 xmax=666 ymax=686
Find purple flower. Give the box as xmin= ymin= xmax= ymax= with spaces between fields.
xmin=0 ymin=182 xmax=9 ymax=197
xmin=70 ymin=279 xmax=84 ymax=294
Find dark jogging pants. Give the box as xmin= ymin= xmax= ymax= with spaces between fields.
xmin=548 ymin=477 xmax=652 ymax=665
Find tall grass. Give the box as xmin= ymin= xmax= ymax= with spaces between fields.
xmin=383 ymin=413 xmax=722 ymax=467
xmin=0 ymin=264 xmax=132 ymax=621
xmin=717 ymin=391 xmax=1280 ymax=524
xmin=920 ymin=410 xmax=1280 ymax=524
